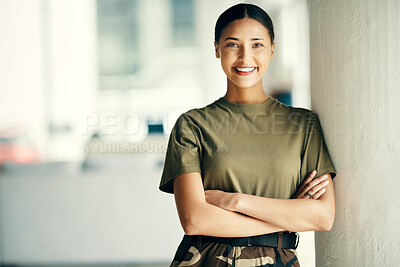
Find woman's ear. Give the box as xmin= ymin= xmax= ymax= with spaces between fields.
xmin=270 ymin=42 xmax=276 ymax=60
xmin=214 ymin=41 xmax=220 ymax=58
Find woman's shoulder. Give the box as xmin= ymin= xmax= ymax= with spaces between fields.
xmin=178 ymin=99 xmax=222 ymax=122
xmin=270 ymin=98 xmax=317 ymax=119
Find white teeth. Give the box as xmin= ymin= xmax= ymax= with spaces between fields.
xmin=235 ymin=67 xmax=256 ymax=72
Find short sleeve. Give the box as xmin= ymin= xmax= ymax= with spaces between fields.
xmin=159 ymin=114 xmax=202 ymax=194
xmin=300 ymin=111 xmax=337 ymax=182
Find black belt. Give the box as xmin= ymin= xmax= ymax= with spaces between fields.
xmin=184 ymin=231 xmax=299 ymax=250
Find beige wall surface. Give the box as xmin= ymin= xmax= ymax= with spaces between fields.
xmin=310 ymin=0 xmax=400 ymax=266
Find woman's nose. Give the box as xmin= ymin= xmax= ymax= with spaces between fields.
xmin=238 ymin=46 xmax=251 ymax=62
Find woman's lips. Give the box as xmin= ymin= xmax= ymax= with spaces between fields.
xmin=233 ymin=67 xmax=257 ymax=76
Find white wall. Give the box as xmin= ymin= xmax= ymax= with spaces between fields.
xmin=0 ymin=0 xmax=97 ymax=162
xmin=310 ymin=0 xmax=400 ymax=266
xmin=0 ymin=0 xmax=46 ymax=157
xmin=45 ymin=0 xmax=97 ymax=161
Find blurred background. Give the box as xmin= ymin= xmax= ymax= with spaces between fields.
xmin=0 ymin=0 xmax=313 ymax=266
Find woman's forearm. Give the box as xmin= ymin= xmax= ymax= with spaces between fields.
xmin=174 ymin=172 xmax=286 ymax=237
xmin=184 ymin=201 xmax=286 ymax=237
xmin=230 ymin=176 xmax=335 ymax=232
xmin=233 ymin=196 xmax=332 ymax=232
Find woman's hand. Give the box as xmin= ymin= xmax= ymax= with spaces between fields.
xmin=292 ymin=170 xmax=330 ymax=199
xmin=206 ymin=170 xmax=330 ymax=211
xmin=205 ymin=189 xmax=236 ymax=211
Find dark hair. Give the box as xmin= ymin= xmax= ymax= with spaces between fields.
xmin=214 ymin=3 xmax=275 ymax=45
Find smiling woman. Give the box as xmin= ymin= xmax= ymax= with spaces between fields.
xmin=159 ymin=3 xmax=336 ymax=267
xmin=214 ymin=17 xmax=275 ymax=91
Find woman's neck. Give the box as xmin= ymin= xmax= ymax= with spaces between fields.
xmin=223 ymin=79 xmax=269 ymax=104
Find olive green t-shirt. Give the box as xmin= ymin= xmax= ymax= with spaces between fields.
xmin=159 ymin=96 xmax=336 ymax=199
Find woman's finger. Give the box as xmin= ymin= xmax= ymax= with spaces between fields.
xmin=293 ymin=170 xmax=317 ymax=198
xmin=301 ymin=170 xmax=317 ymax=189
xmin=299 ymin=174 xmax=329 ymax=199
xmin=306 ymin=179 xmax=329 ymax=196
xmin=302 ymin=174 xmax=329 ymax=195
xmin=311 ymin=187 xmax=326 ymax=199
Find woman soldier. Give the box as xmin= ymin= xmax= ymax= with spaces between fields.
xmin=160 ymin=3 xmax=336 ymax=266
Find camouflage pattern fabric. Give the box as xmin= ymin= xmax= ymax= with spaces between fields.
xmin=170 ymin=235 xmax=300 ymax=267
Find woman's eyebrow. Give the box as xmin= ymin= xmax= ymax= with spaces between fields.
xmin=224 ymin=37 xmax=265 ymax=41
xmin=224 ymin=37 xmax=239 ymax=41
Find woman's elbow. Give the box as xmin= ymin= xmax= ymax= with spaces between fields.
xmin=181 ymin=218 xmax=200 ymax=235
xmin=180 ymin=209 xmax=205 ymax=235
xmin=318 ymin=210 xmax=335 ymax=232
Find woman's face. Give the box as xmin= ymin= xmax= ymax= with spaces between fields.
xmin=214 ymin=18 xmax=275 ymax=90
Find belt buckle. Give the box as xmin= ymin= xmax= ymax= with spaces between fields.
xmin=247 ymin=237 xmax=252 ymax=247
xmin=294 ymin=232 xmax=300 ymax=249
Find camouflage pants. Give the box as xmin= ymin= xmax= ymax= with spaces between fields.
xmin=170 ymin=235 xmax=300 ymax=267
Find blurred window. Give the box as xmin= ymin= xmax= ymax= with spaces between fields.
xmin=97 ymin=0 xmax=140 ymax=77
xmin=171 ymin=0 xmax=195 ymax=47
xmin=97 ymin=0 xmax=196 ymax=90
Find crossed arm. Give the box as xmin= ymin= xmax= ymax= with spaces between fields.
xmin=173 ymin=170 xmax=335 ymax=237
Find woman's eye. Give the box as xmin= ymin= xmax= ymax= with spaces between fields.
xmin=226 ymin=43 xmax=239 ymax=48
xmin=254 ymin=43 xmax=264 ymax=48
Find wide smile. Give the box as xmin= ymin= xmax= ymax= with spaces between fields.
xmin=233 ymin=66 xmax=257 ymax=76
